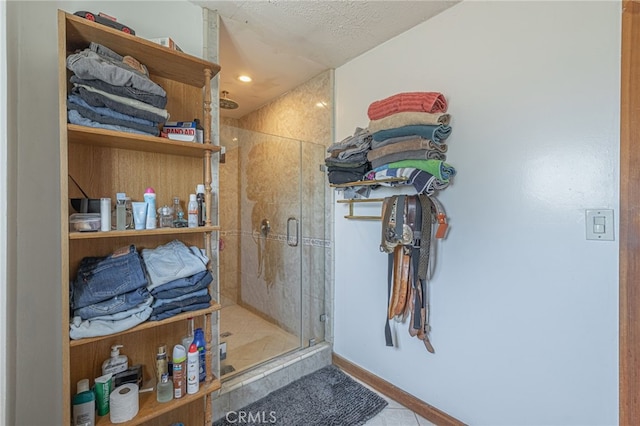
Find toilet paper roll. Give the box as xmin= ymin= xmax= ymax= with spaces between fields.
xmin=109 ymin=383 xmax=139 ymax=424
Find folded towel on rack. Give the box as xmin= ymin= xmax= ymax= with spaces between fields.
xmin=325 ymin=151 xmax=369 ymax=166
xmin=328 ymin=169 xmax=368 ymax=185
xmin=327 ymin=127 xmax=372 ymax=158
xmin=367 ymin=138 xmax=447 ymax=162
xmin=370 ymin=150 xmax=446 ymax=169
xmin=371 ymin=124 xmax=452 ymax=145
xmin=375 ymin=159 xmax=456 ymax=183
xmin=367 ymin=92 xmax=447 ymax=120
xmin=370 ymin=135 xmax=448 ymax=152
xmin=365 ymin=167 xmax=449 ymax=196
xmin=368 ymin=111 xmax=450 ymax=133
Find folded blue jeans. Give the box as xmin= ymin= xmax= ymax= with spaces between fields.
xmin=72 ymin=245 xmax=148 ymax=309
xmin=67 ymin=95 xmax=161 ymax=136
xmin=150 ymin=270 xmax=213 ymax=299
xmin=70 ymin=75 xmax=167 ymax=109
xmin=67 ymin=110 xmax=156 ymax=136
xmin=74 ymin=287 xmax=152 ymax=320
xmin=152 ymin=288 xmax=209 ymax=309
xmin=142 ymin=240 xmax=208 ymax=291
xmin=149 ymin=302 xmax=212 ymax=322
xmin=70 ymin=295 xmax=153 ymax=340
xmin=150 ymin=293 xmax=211 ymax=317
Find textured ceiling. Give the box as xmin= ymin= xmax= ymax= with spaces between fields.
xmin=192 ymin=1 xmax=460 ymax=118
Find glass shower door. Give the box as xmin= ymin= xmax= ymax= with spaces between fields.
xmin=218 ymin=125 xmax=326 ymax=378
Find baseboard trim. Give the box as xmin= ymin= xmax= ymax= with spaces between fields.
xmin=332 ymin=353 xmax=466 ymax=426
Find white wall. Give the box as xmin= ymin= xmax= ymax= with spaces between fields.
xmin=6 ymin=2 xmax=203 ymax=423
xmin=334 ymin=2 xmax=620 ymax=425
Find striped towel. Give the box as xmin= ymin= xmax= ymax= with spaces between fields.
xmin=375 ymin=159 xmax=456 ymax=183
xmin=367 ymin=92 xmax=447 ymax=120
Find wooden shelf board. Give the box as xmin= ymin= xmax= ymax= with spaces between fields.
xmin=94 ymin=379 xmax=221 ymax=426
xmin=330 ymin=177 xmax=408 ymax=188
xmin=70 ymin=302 xmax=222 ymax=348
xmin=67 ymin=125 xmax=220 ymax=157
xmin=69 ymin=225 xmax=220 ymax=240
xmin=344 ymin=215 xmax=382 ymax=220
xmin=337 ymin=198 xmax=385 ymax=203
xmin=62 ymin=11 xmax=220 ymax=87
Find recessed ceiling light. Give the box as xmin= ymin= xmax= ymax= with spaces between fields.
xmin=238 ymin=75 xmax=252 ymax=83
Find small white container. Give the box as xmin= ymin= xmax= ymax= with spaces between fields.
xmin=69 ymin=213 xmax=101 ymax=232
xmin=100 ymin=198 xmax=111 ymax=231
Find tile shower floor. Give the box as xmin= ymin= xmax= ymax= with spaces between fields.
xmin=219 ymin=304 xmax=300 ymax=379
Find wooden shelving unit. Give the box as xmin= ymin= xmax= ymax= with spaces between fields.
xmin=58 ymin=10 xmax=221 ymax=425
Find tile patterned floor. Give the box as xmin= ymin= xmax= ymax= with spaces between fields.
xmin=219 ymin=304 xmax=436 ymax=425
xmin=219 ymin=304 xmax=300 ymax=379
xmin=345 ymin=372 xmax=437 ymax=426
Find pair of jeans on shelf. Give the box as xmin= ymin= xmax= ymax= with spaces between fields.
xmin=73 ymin=286 xmax=151 ymax=320
xmin=70 ymin=75 xmax=167 ymax=109
xmin=68 ymin=109 xmax=158 ymax=137
xmin=71 ymin=245 xmax=148 ymax=310
xmin=141 ymin=240 xmax=209 ymax=292
xmin=150 ymin=270 xmax=213 ymax=299
xmin=67 ymin=95 xmax=160 ymax=136
xmin=69 ymin=295 xmax=153 ymax=340
xmin=149 ymin=302 xmax=212 ymax=322
xmin=72 ymin=85 xmax=169 ymax=124
xmin=66 ymin=46 xmax=166 ymax=97
xmin=151 ymin=288 xmax=210 ymax=312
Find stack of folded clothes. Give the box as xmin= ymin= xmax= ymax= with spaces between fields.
xmin=141 ymin=240 xmax=212 ymax=321
xmin=325 ymin=127 xmax=372 ymax=185
xmin=364 ymin=92 xmax=456 ymax=195
xmin=69 ymin=245 xmax=153 ymax=340
xmin=66 ymin=42 xmax=169 ymax=136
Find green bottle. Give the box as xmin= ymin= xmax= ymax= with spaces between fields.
xmin=72 ymin=378 xmax=95 ymax=426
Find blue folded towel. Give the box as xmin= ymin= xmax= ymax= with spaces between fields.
xmin=371 ymin=124 xmax=452 ymax=144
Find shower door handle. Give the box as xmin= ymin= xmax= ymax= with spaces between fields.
xmin=287 ymin=217 xmax=299 ymax=247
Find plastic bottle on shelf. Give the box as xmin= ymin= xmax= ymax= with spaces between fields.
xmin=187 ymin=194 xmax=198 ymax=228
xmin=102 ymin=345 xmax=128 ymax=376
xmin=172 ymin=345 xmax=187 ymax=399
xmin=193 ymin=327 xmax=206 ymax=382
xmin=196 ymin=184 xmax=205 ymax=226
xmin=72 ymin=379 xmax=95 ymax=426
xmin=144 ymin=187 xmax=157 ymax=229
xmin=181 ymin=317 xmax=194 ymax=350
xmin=187 ymin=343 xmax=200 ymax=394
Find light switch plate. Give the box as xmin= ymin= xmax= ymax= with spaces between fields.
xmin=585 ymin=209 xmax=614 ymax=241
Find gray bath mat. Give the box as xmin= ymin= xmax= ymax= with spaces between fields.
xmin=213 ymin=365 xmax=388 ymax=426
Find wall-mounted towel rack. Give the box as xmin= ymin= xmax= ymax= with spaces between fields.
xmin=336 ymin=198 xmax=385 ymax=220
xmin=329 ymin=177 xmax=408 ymax=188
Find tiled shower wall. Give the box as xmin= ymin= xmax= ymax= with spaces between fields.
xmin=219 ymin=70 xmax=334 ymax=347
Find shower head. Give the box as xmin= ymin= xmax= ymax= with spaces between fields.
xmin=220 ymin=91 xmax=239 ymax=109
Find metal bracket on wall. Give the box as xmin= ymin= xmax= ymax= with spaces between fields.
xmin=337 ymin=198 xmax=385 ymax=220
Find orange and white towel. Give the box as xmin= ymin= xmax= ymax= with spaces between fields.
xmin=367 ymin=92 xmax=447 ymax=120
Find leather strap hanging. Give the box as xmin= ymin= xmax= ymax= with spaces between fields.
xmin=381 ymin=193 xmax=446 ymax=352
